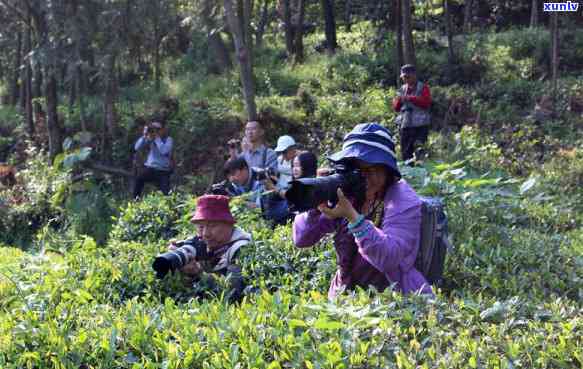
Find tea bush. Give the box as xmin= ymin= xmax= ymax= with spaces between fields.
xmin=110 ymin=192 xmax=193 ymax=244
xmin=2 ymin=24 xmax=583 ymax=369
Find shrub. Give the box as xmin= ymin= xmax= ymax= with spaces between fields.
xmin=110 ymin=193 xmax=192 ymax=243
xmin=0 ymin=149 xmax=68 ymax=249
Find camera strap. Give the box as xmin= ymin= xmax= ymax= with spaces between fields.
xmin=365 ymin=198 xmax=385 ymax=228
xmin=261 ymin=146 xmax=268 ymax=168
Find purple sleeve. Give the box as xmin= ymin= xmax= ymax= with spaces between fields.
xmin=353 ymin=204 xmax=421 ymax=273
xmin=292 ymin=209 xmax=336 ymax=248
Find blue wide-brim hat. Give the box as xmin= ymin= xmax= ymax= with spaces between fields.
xmin=328 ymin=122 xmax=401 ymax=178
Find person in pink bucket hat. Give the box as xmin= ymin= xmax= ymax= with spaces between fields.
xmin=167 ymin=194 xmax=251 ymax=301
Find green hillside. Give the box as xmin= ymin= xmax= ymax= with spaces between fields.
xmin=0 ymin=14 xmax=582 ymax=369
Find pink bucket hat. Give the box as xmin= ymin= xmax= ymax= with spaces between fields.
xmin=191 ymin=195 xmax=235 ymax=224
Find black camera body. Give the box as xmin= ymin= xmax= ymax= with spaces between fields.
xmin=152 ymin=237 xmax=210 ymax=279
xmin=209 ymin=180 xmax=238 ymax=197
xmin=285 ymin=160 xmax=366 ymax=212
xmin=228 ymin=139 xmax=241 ymax=149
xmin=253 ymin=167 xmax=278 ymax=181
xmin=145 ymin=124 xmax=160 ymax=135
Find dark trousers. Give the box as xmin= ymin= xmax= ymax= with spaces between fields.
xmin=133 ymin=167 xmax=171 ymax=198
xmin=400 ymin=126 xmax=429 ymax=162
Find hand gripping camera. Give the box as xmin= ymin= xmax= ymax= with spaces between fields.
xmin=209 ymin=180 xmax=238 ymax=197
xmin=152 ymin=237 xmax=210 ymax=279
xmin=252 ymin=167 xmax=278 ymax=181
xmin=285 ymin=160 xmax=366 ymax=212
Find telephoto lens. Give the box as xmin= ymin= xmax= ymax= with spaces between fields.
xmin=152 ymin=238 xmax=209 ymax=279
xmin=285 ymin=161 xmax=366 ymax=212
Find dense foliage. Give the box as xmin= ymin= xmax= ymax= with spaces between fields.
xmin=1 ymin=20 xmax=582 ymax=369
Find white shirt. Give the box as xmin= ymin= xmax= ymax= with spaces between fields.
xmin=276 ymin=155 xmax=293 ymax=189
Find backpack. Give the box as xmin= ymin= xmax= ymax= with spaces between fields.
xmin=415 ymin=197 xmax=453 ymax=286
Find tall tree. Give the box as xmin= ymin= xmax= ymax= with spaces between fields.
xmin=530 ymin=0 xmax=539 ymax=28
xmin=224 ymin=0 xmax=257 ymax=121
xmin=344 ymin=0 xmax=352 ymax=32
xmin=444 ymin=0 xmax=456 ymax=80
xmin=255 ymin=0 xmax=270 ymax=48
xmin=23 ymin=8 xmax=33 ymax=137
xmin=463 ymin=0 xmax=473 ymax=33
xmin=282 ymin=0 xmax=295 ymax=55
xmin=401 ymin=0 xmax=416 ymax=65
xmin=395 ymin=0 xmax=403 ymax=84
xmin=10 ymin=29 xmax=21 ymax=106
xmin=550 ymin=12 xmax=559 ymax=102
xmin=202 ymin=0 xmax=232 ymax=74
xmin=321 ymin=0 xmax=337 ymax=54
xmin=294 ymin=0 xmax=306 ymax=63
xmin=102 ymin=54 xmax=118 ymax=164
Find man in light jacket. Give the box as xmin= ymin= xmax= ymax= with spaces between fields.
xmin=132 ymin=120 xmax=173 ymax=198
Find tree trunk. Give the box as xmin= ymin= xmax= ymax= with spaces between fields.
xmin=33 ymin=62 xmax=43 ymax=132
xmin=243 ymin=0 xmax=254 ymax=60
xmin=210 ymin=34 xmax=233 ymax=74
xmin=24 ymin=14 xmax=34 ymax=137
xmin=77 ymin=62 xmax=87 ymax=131
xmin=294 ymin=0 xmax=306 ymax=64
xmin=154 ymin=42 xmax=161 ymax=92
xmin=103 ymin=54 xmax=118 ymax=164
xmin=395 ymin=0 xmax=403 ymax=84
xmin=11 ymin=31 xmax=21 ymax=106
xmin=255 ymin=0 xmax=270 ymax=48
xmin=45 ymin=71 xmax=62 ymax=162
xmin=344 ymin=0 xmax=352 ymax=32
xmin=320 ymin=0 xmax=337 ymax=54
xmin=401 ymin=0 xmax=416 ymax=65
xmin=530 ymin=0 xmax=538 ymax=28
xmin=224 ymin=0 xmax=258 ymax=121
xmin=550 ymin=12 xmax=559 ymax=103
xmin=463 ymin=0 xmax=473 ymax=33
xmin=282 ymin=0 xmax=295 ymax=55
xmin=33 ymin=61 xmax=42 ymax=98
xmin=68 ymin=65 xmax=77 ymax=111
xmin=444 ymin=0 xmax=455 ymax=81
xmin=202 ymin=0 xmax=232 ymax=74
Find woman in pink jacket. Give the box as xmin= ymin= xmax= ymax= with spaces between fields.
xmin=292 ymin=123 xmax=432 ymax=299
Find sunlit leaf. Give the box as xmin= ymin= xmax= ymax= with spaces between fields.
xmin=520 ymin=177 xmax=537 ymax=194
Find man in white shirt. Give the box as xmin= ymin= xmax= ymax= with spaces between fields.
xmin=133 ymin=120 xmax=173 ymax=198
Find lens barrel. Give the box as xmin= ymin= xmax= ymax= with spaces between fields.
xmin=285 ymin=174 xmax=344 ymax=212
xmin=152 ymin=245 xmax=197 ymax=279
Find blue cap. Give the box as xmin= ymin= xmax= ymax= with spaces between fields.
xmin=400 ymin=64 xmax=416 ymax=77
xmin=328 ymin=123 xmax=400 ymax=177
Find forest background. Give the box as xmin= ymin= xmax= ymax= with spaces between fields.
xmin=0 ymin=0 xmax=581 ymax=368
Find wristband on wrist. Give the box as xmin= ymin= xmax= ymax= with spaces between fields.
xmin=352 ymin=222 xmax=371 ymax=238
xmin=347 ymin=214 xmax=365 ymax=230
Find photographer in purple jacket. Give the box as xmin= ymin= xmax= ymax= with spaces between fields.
xmin=292 ymin=123 xmax=432 ymax=299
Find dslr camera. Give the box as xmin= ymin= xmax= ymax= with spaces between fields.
xmin=145 ymin=124 xmax=160 ymax=135
xmin=209 ymin=180 xmax=238 ymax=197
xmin=227 ymin=139 xmax=241 ymax=149
xmin=253 ymin=167 xmax=278 ymax=181
xmin=152 ymin=237 xmax=210 ymax=279
xmin=285 ymin=160 xmax=366 ymax=212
